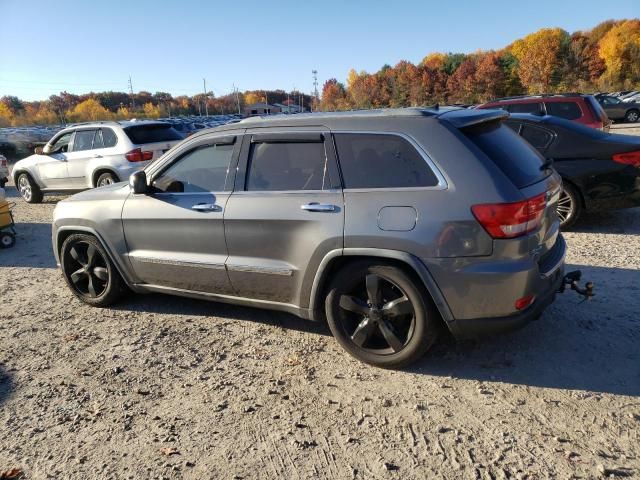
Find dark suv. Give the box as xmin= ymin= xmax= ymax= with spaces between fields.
xmin=52 ymin=108 xmax=567 ymax=368
xmin=595 ymin=95 xmax=640 ymax=123
xmin=478 ymin=94 xmax=611 ymax=131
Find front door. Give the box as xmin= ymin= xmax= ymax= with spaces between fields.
xmin=37 ymin=131 xmax=72 ymax=188
xmin=224 ymin=129 xmax=344 ymax=307
xmin=122 ymin=135 xmax=239 ymax=294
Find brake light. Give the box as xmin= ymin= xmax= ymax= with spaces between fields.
xmin=472 ymin=193 xmax=546 ymax=239
xmin=0 ymin=158 xmax=6 ymax=167
xmin=125 ymin=148 xmax=153 ymax=162
xmin=612 ymin=150 xmax=640 ymax=168
xmin=515 ymin=295 xmax=536 ymax=310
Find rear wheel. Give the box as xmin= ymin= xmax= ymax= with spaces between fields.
xmin=61 ymin=234 xmax=126 ymax=307
xmin=557 ymin=183 xmax=582 ymax=229
xmin=96 ymin=172 xmax=118 ymax=187
xmin=325 ymin=261 xmax=439 ymax=368
xmin=625 ymin=109 xmax=639 ymax=123
xmin=17 ymin=173 xmax=43 ymax=203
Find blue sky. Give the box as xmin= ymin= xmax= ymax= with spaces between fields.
xmin=1 ymin=0 xmax=638 ymax=101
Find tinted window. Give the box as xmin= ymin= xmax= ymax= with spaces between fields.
xmin=520 ymin=125 xmax=553 ymax=149
xmin=72 ymin=130 xmax=95 ymax=152
xmin=462 ymin=121 xmax=546 ymax=188
xmin=153 ymin=143 xmax=233 ymax=193
xmin=545 ymin=102 xmax=582 ymax=120
xmin=509 ymin=102 xmax=542 ymax=115
xmin=102 ymin=128 xmax=118 ymax=147
xmin=334 ymin=133 xmax=438 ymax=189
xmin=92 ymin=129 xmax=105 ymax=149
xmin=49 ymin=132 xmax=72 ymax=153
xmin=246 ymin=142 xmax=327 ymax=191
xmin=124 ymin=124 xmax=182 ymax=144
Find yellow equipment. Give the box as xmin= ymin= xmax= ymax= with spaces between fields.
xmin=0 ymin=196 xmax=16 ymax=248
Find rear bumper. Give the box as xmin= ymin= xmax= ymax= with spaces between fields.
xmin=430 ymin=234 xmax=566 ymax=338
xmin=447 ymin=265 xmax=564 ymax=338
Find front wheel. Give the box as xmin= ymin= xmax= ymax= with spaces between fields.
xmin=17 ymin=173 xmax=43 ymax=203
xmin=60 ymin=234 xmax=126 ymax=307
xmin=325 ymin=261 xmax=439 ymax=369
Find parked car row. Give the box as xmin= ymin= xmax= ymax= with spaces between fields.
xmin=594 ymin=94 xmax=640 ymax=123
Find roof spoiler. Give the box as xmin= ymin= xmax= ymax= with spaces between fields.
xmin=438 ymin=108 xmax=509 ymax=128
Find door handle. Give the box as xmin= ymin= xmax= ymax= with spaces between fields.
xmin=301 ymin=203 xmax=336 ymax=212
xmin=92 ymin=154 xmax=103 ymax=159
xmin=192 ymin=203 xmax=222 ymax=212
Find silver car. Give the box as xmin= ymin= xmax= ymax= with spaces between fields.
xmin=12 ymin=120 xmax=182 ymax=203
xmin=52 ymin=108 xmax=567 ymax=368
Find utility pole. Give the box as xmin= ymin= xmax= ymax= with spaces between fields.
xmin=128 ymin=75 xmax=135 ymax=109
xmin=312 ymin=69 xmax=318 ymax=112
xmin=203 ymin=78 xmax=208 ymax=117
xmin=233 ymin=83 xmax=241 ymax=115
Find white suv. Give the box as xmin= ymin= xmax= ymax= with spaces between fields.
xmin=0 ymin=154 xmax=8 ymax=188
xmin=12 ymin=120 xmax=182 ymax=203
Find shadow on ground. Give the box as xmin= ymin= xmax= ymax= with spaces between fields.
xmin=412 ymin=263 xmax=640 ymax=397
xmin=0 ymin=366 xmax=14 ymax=406
xmin=0 ymin=222 xmax=57 ymax=268
xmin=115 ymin=293 xmax=332 ymax=337
xmin=569 ymin=206 xmax=640 ymax=234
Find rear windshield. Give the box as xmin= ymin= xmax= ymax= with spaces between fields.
xmin=123 ymin=124 xmax=182 ymax=144
xmin=462 ymin=121 xmax=547 ymax=188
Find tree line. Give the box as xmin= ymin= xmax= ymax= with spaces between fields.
xmin=320 ymin=19 xmax=640 ymax=110
xmin=0 ymin=89 xmax=313 ymax=127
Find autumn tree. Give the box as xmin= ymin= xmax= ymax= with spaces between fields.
xmin=321 ymin=78 xmax=349 ymax=111
xmin=598 ymin=19 xmax=640 ymax=89
xmin=511 ymin=28 xmax=570 ymax=93
xmin=66 ymin=98 xmax=114 ymax=122
xmin=473 ymin=52 xmax=506 ymax=102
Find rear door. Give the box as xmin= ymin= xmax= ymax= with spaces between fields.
xmin=223 ymin=128 xmax=343 ymax=306
xmin=121 ymin=134 xmax=239 ymax=294
xmin=65 ymin=128 xmax=97 ymax=187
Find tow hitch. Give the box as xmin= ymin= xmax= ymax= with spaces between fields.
xmin=559 ymin=270 xmax=595 ymax=301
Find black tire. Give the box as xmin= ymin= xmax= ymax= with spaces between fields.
xmin=625 ymin=109 xmax=639 ymax=123
xmin=557 ymin=182 xmax=582 ymax=230
xmin=60 ymin=233 xmax=126 ymax=307
xmin=16 ymin=173 xmax=43 ymax=203
xmin=0 ymin=179 xmax=6 ymax=188
xmin=325 ymin=261 xmax=439 ymax=369
xmin=0 ymin=232 xmax=15 ymax=249
xmin=96 ymin=172 xmax=118 ymax=187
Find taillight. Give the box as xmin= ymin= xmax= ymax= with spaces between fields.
xmin=515 ymin=295 xmax=536 ymax=310
xmin=472 ymin=193 xmax=547 ymax=239
xmin=125 ymin=148 xmax=153 ymax=162
xmin=612 ymin=150 xmax=640 ymax=168
xmin=0 ymin=158 xmax=6 ymax=167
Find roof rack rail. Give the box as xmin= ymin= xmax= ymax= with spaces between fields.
xmin=65 ymin=120 xmax=120 ymax=127
xmin=493 ymin=92 xmax=585 ymax=102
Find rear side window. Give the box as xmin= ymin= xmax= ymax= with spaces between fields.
xmin=124 ymin=124 xmax=182 ymax=144
xmin=334 ymin=133 xmax=438 ymax=189
xmin=520 ymin=125 xmax=554 ymax=149
xmin=101 ymin=128 xmax=118 ymax=147
xmin=246 ymin=142 xmax=328 ymax=191
xmin=72 ymin=130 xmax=96 ymax=152
xmin=462 ymin=121 xmax=546 ymax=188
xmin=153 ymin=144 xmax=233 ymax=193
xmin=545 ymin=102 xmax=582 ymax=120
xmin=508 ymin=102 xmax=542 ymax=115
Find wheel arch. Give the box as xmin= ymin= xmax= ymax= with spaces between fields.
xmin=91 ymin=168 xmax=120 ymax=187
xmin=309 ymin=248 xmax=454 ymax=327
xmin=55 ymin=226 xmax=134 ymax=287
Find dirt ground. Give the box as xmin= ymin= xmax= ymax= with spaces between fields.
xmin=1 ymin=175 xmax=639 ymax=479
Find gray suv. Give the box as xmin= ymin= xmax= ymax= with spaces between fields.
xmin=52 ymin=108 xmax=567 ymax=368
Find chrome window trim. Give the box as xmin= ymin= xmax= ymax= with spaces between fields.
xmin=331 ymin=130 xmax=449 ymax=191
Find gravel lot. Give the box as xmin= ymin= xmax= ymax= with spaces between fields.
xmin=1 ymin=143 xmax=639 ymax=478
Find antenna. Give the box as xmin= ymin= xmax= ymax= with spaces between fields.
xmin=128 ymin=75 xmax=135 ymax=109
xmin=312 ymin=70 xmax=318 ymax=112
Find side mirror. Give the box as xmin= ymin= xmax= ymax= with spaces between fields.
xmin=34 ymin=146 xmax=44 ymax=155
xmin=129 ymin=171 xmax=148 ymax=194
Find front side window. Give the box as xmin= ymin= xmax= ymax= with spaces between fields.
xmin=48 ymin=132 xmax=73 ymax=154
xmin=545 ymin=101 xmax=582 ymax=120
xmin=246 ymin=142 xmax=328 ymax=191
xmin=334 ymin=133 xmax=438 ymax=189
xmin=153 ymin=143 xmax=234 ymax=193
xmin=72 ymin=130 xmax=96 ymax=152
xmin=509 ymin=102 xmax=542 ymax=115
